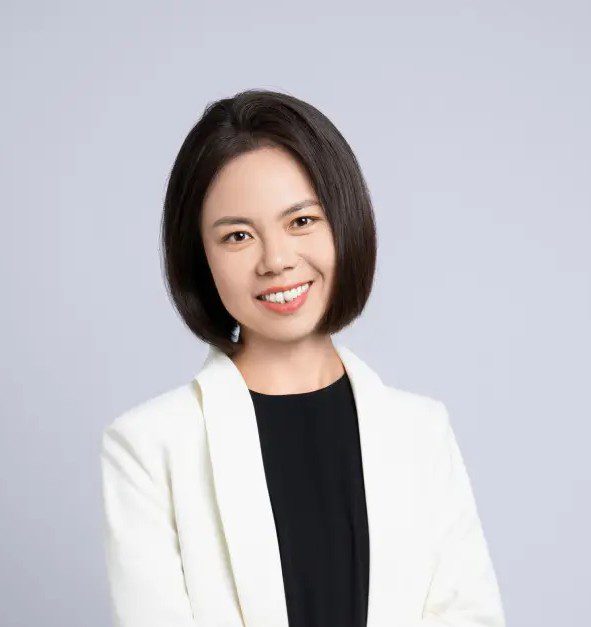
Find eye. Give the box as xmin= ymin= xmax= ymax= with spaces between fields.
xmin=221 ymin=216 xmax=318 ymax=244
xmin=291 ymin=216 xmax=318 ymax=229
xmin=221 ymin=231 xmax=253 ymax=244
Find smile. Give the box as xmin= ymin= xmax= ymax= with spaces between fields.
xmin=255 ymin=281 xmax=313 ymax=314
xmin=256 ymin=281 xmax=312 ymax=302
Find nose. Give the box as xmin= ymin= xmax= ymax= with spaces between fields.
xmin=256 ymin=233 xmax=298 ymax=275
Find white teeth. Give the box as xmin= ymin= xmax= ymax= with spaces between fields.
xmin=259 ymin=282 xmax=311 ymax=303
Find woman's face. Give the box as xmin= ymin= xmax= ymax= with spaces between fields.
xmin=200 ymin=145 xmax=336 ymax=347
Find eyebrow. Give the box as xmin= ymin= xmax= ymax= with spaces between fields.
xmin=211 ymin=199 xmax=321 ymax=228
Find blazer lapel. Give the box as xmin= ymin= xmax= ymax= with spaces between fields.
xmin=194 ymin=343 xmax=423 ymax=627
xmin=195 ymin=344 xmax=289 ymax=627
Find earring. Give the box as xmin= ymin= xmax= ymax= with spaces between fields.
xmin=231 ymin=323 xmax=241 ymax=343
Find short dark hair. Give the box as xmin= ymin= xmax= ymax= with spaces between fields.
xmin=160 ymin=88 xmax=377 ymax=357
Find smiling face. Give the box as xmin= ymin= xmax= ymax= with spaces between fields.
xmin=199 ymin=145 xmax=337 ymax=348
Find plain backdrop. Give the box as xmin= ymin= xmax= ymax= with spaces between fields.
xmin=2 ymin=1 xmax=589 ymax=625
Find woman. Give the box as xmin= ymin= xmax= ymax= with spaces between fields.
xmin=100 ymin=89 xmax=506 ymax=627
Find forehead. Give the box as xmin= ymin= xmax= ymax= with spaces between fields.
xmin=202 ymin=146 xmax=317 ymax=218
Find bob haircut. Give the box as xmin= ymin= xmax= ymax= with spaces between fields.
xmin=161 ymin=88 xmax=377 ymax=357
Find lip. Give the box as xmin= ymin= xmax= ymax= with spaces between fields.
xmin=255 ymin=280 xmax=313 ymax=298
xmin=255 ymin=281 xmax=312 ymax=314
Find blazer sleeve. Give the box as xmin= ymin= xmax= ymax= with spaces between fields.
xmin=100 ymin=422 xmax=198 ymax=627
xmin=415 ymin=401 xmax=506 ymax=627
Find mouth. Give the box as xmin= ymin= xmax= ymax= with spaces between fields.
xmin=254 ymin=280 xmax=314 ymax=314
xmin=255 ymin=280 xmax=314 ymax=301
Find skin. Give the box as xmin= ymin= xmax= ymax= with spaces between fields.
xmin=199 ymin=145 xmax=345 ymax=395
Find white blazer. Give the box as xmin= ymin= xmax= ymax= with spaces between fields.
xmin=100 ymin=343 xmax=506 ymax=627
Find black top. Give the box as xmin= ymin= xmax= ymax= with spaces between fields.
xmin=248 ymin=371 xmax=369 ymax=627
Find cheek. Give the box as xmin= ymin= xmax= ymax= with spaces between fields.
xmin=310 ymin=230 xmax=337 ymax=273
xmin=206 ymin=248 xmax=250 ymax=300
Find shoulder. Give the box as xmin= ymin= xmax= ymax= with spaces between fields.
xmin=102 ymin=380 xmax=204 ymax=453
xmin=378 ymin=385 xmax=459 ymax=495
xmin=382 ymin=383 xmax=451 ymax=442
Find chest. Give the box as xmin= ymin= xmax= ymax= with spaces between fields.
xmin=167 ymin=393 xmax=435 ymax=627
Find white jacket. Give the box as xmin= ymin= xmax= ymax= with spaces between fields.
xmin=100 ymin=343 xmax=506 ymax=626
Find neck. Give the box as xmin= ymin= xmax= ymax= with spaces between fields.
xmin=230 ymin=335 xmax=344 ymax=395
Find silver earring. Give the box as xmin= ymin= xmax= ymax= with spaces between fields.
xmin=231 ymin=323 xmax=241 ymax=343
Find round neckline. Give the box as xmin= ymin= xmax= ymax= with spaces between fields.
xmin=248 ymin=371 xmax=348 ymax=399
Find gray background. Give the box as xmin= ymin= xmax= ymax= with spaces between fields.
xmin=2 ymin=1 xmax=589 ymax=625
